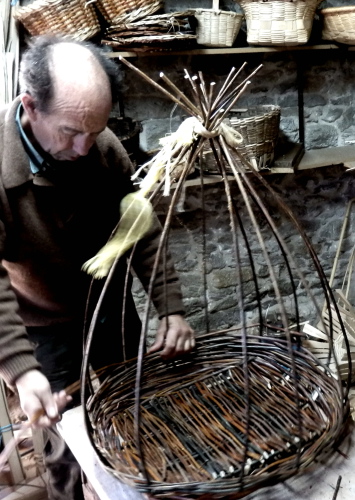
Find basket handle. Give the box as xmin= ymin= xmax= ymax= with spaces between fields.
xmin=212 ymin=0 xmax=220 ymax=10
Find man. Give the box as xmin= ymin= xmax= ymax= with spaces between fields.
xmin=0 ymin=35 xmax=194 ymax=499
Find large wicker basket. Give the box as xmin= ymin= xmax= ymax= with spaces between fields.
xmin=95 ymin=0 xmax=162 ymax=24
xmin=202 ymin=105 xmax=281 ymax=172
xmin=195 ymin=0 xmax=243 ymax=47
xmin=13 ymin=0 xmax=101 ymax=41
xmin=235 ymin=0 xmax=322 ymax=46
xmin=320 ymin=6 xmax=355 ymax=45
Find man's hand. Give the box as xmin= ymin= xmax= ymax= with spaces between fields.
xmin=148 ymin=314 xmax=195 ymax=359
xmin=15 ymin=370 xmax=72 ymax=427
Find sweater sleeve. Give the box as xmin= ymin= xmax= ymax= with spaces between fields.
xmin=0 ymin=219 xmax=40 ymax=386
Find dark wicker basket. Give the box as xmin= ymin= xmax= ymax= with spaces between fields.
xmin=85 ymin=328 xmax=346 ymax=499
xmin=13 ymin=0 xmax=101 ymax=41
xmin=95 ymin=0 xmax=163 ymax=24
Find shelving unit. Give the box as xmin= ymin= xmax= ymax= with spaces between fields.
xmin=106 ymin=44 xmax=355 ymax=59
xmin=106 ymin=43 xmax=355 ymax=174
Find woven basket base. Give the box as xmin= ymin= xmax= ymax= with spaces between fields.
xmin=86 ymin=328 xmax=346 ymax=499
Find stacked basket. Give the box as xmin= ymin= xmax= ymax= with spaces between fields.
xmin=195 ymin=0 xmax=243 ymax=47
xmin=320 ymin=6 xmax=355 ymax=45
xmin=202 ymin=105 xmax=281 ymax=172
xmin=13 ymin=0 xmax=163 ymax=41
xmin=235 ymin=0 xmax=323 ymax=46
xmin=13 ymin=0 xmax=101 ymax=41
xmin=96 ymin=0 xmax=162 ymax=24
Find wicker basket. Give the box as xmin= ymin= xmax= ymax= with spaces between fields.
xmin=95 ymin=0 xmax=163 ymax=24
xmin=195 ymin=0 xmax=243 ymax=47
xmin=13 ymin=0 xmax=101 ymax=41
xmin=235 ymin=0 xmax=322 ymax=46
xmin=321 ymin=6 xmax=355 ymax=45
xmin=202 ymin=105 xmax=281 ymax=172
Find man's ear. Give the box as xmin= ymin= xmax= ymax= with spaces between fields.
xmin=21 ymin=93 xmax=38 ymax=121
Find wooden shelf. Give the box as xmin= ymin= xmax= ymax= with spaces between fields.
xmin=171 ymin=145 xmax=355 ymax=189
xmin=107 ymin=44 xmax=355 ymax=59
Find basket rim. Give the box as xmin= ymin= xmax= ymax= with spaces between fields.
xmin=320 ymin=6 xmax=355 ymax=15
xmin=194 ymin=8 xmax=244 ymax=18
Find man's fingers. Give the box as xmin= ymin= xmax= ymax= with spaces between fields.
xmin=148 ymin=329 xmax=165 ymax=353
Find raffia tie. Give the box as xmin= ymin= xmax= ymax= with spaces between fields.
xmin=132 ymin=117 xmax=244 ymax=197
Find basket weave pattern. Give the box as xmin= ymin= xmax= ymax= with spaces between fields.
xmin=202 ymin=105 xmax=280 ymax=172
xmin=13 ymin=0 xmax=100 ymax=41
xmin=237 ymin=0 xmax=322 ymax=46
xmin=95 ymin=0 xmax=162 ymax=24
xmin=321 ymin=6 xmax=355 ymax=45
xmin=87 ymin=330 xmax=344 ymax=498
xmin=195 ymin=9 xmax=243 ymax=47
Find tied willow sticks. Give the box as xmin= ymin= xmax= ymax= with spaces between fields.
xmin=83 ymin=59 xmax=261 ymax=278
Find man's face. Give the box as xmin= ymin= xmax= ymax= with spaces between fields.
xmin=22 ymin=83 xmax=112 ymax=162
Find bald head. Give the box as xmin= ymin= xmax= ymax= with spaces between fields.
xmin=19 ymin=35 xmax=121 ymax=113
xmin=50 ymin=42 xmax=111 ymax=113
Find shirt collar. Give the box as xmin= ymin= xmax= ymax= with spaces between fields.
xmin=15 ymin=103 xmax=51 ymax=175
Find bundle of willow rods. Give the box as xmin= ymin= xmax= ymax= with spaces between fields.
xmin=82 ymin=60 xmax=351 ymax=499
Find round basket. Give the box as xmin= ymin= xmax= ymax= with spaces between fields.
xmin=202 ymin=105 xmax=281 ymax=172
xmin=320 ymin=6 xmax=355 ymax=45
xmin=235 ymin=0 xmax=322 ymax=46
xmin=85 ymin=329 xmax=345 ymax=499
xmin=195 ymin=9 xmax=244 ymax=47
xmin=13 ymin=0 xmax=101 ymax=41
xmin=95 ymin=0 xmax=163 ymax=24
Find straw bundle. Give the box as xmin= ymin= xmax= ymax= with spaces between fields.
xmin=103 ymin=11 xmax=196 ymax=48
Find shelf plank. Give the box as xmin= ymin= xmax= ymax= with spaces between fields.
xmin=297 ymin=145 xmax=355 ymax=171
xmin=169 ymin=145 xmax=355 ymax=189
xmin=107 ymin=44 xmax=355 ymax=59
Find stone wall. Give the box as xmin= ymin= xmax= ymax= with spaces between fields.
xmin=118 ymin=1 xmax=355 ymax=342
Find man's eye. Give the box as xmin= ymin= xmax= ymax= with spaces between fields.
xmin=61 ymin=129 xmax=76 ymax=136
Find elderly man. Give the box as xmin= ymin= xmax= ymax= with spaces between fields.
xmin=0 ymin=35 xmax=194 ymax=499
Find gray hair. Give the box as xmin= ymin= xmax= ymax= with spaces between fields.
xmin=19 ymin=35 xmax=122 ymax=113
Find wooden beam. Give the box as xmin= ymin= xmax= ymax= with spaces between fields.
xmin=107 ymin=44 xmax=355 ymax=59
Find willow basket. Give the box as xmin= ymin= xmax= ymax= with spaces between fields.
xmin=235 ymin=0 xmax=322 ymax=46
xmin=321 ymin=6 xmax=355 ymax=45
xmin=13 ymin=0 xmax=100 ymax=41
xmin=85 ymin=329 xmax=346 ymax=499
xmin=95 ymin=0 xmax=162 ymax=24
xmin=202 ymin=105 xmax=281 ymax=172
xmin=195 ymin=9 xmax=244 ymax=47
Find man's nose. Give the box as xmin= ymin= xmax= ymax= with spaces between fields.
xmin=72 ymin=133 xmax=93 ymax=156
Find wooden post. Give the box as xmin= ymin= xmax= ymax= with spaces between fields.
xmin=0 ymin=380 xmax=25 ymax=484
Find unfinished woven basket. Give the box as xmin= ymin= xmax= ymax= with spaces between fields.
xmin=81 ymin=60 xmax=351 ymax=500
xmin=235 ymin=0 xmax=322 ymax=46
xmin=13 ymin=0 xmax=100 ymax=41
xmin=321 ymin=6 xmax=355 ymax=45
xmin=85 ymin=329 xmax=345 ymax=498
xmin=195 ymin=9 xmax=243 ymax=47
xmin=95 ymin=0 xmax=162 ymax=24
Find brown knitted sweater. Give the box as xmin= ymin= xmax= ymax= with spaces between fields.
xmin=0 ymin=97 xmax=185 ymax=385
